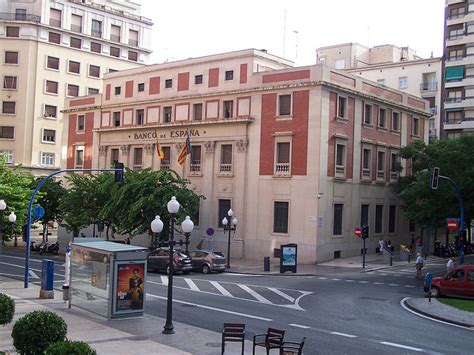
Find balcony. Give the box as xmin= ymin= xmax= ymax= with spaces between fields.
xmin=444 ymin=117 xmax=474 ymax=130
xmin=420 ymin=82 xmax=438 ymax=92
xmin=190 ymin=163 xmax=201 ymax=173
xmin=91 ymin=30 xmax=102 ymax=38
xmin=160 ymin=163 xmax=170 ymax=170
xmin=429 ymin=106 xmax=438 ymax=115
xmin=220 ymin=164 xmax=232 ymax=174
xmin=274 ymin=163 xmax=290 ymax=176
xmin=0 ymin=12 xmax=41 ymax=22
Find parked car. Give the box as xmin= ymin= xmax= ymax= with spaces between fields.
xmin=430 ymin=265 xmax=474 ymax=299
xmin=147 ymin=248 xmax=192 ymax=274
xmin=188 ymin=250 xmax=227 ymax=274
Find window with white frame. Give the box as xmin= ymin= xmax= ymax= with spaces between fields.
xmin=89 ymin=65 xmax=100 ymax=78
xmin=275 ymin=141 xmax=291 ymax=175
xmin=68 ymin=60 xmax=80 ymax=74
xmin=67 ymin=84 xmax=79 ymax=97
xmin=376 ymin=149 xmax=386 ymax=180
xmin=110 ymin=25 xmax=121 ymax=42
xmin=362 ymin=146 xmax=372 ymax=179
xmin=70 ymin=37 xmax=82 ymax=49
xmin=278 ymin=94 xmax=291 ymax=116
xmin=398 ymin=77 xmax=408 ymax=89
xmin=190 ymin=145 xmax=201 ymax=173
xmin=136 ymin=109 xmax=144 ymax=125
xmin=45 ymin=80 xmax=58 ymax=94
xmin=5 ymin=51 xmax=19 ymax=65
xmin=3 ymin=76 xmax=17 ymax=90
xmin=364 ymin=104 xmax=372 ymax=125
xmin=49 ymin=8 xmax=61 ymax=27
xmin=41 ymin=152 xmax=55 ymax=166
xmin=223 ymin=100 xmax=233 ymax=118
xmin=71 ymin=14 xmax=82 ymax=33
xmin=128 ymin=29 xmax=138 ymax=46
xmin=220 ymin=144 xmax=232 ymax=173
xmin=392 ymin=111 xmax=400 ymax=131
xmin=77 ymin=115 xmax=85 ymax=131
xmin=44 ymin=105 xmax=57 ymax=118
xmin=75 ymin=147 xmax=84 ymax=168
xmin=2 ymin=101 xmax=16 ymax=115
xmin=335 ymin=142 xmax=346 ymax=177
xmin=273 ymin=201 xmax=289 ymax=234
xmin=88 ymin=88 xmax=99 ymax=95
xmin=0 ymin=150 xmax=14 ymax=164
xmin=337 ymin=96 xmax=347 ymax=119
xmin=46 ymin=56 xmax=59 ymax=70
xmin=42 ymin=129 xmax=56 ymax=143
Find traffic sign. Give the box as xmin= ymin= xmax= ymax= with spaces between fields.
xmin=447 ymin=219 xmax=458 ymax=231
xmin=354 ymin=227 xmax=362 ymax=237
xmin=33 ymin=205 xmax=45 ymax=220
xmin=206 ymin=227 xmax=214 ymax=237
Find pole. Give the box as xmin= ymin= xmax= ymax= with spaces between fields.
xmin=184 ymin=232 xmax=190 ymax=255
xmin=0 ymin=210 xmax=3 ymax=256
xmin=362 ymin=238 xmax=366 ymax=269
xmin=226 ymin=227 xmax=231 ymax=269
xmin=163 ymin=213 xmax=175 ymax=334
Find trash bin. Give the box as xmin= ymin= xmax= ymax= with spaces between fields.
xmin=264 ymin=256 xmax=270 ymax=272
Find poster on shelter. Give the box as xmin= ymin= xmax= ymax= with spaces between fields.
xmin=114 ymin=262 xmax=145 ymax=313
xmin=282 ymin=247 xmax=296 ymax=266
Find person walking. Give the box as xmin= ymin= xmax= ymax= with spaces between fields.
xmin=378 ymin=238 xmax=385 ymax=255
xmin=446 ymin=258 xmax=455 ymax=274
xmin=415 ymin=253 xmax=424 ymax=279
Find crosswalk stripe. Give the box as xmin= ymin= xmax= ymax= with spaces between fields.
xmin=268 ymin=287 xmax=295 ymax=302
xmin=210 ymin=281 xmax=233 ymax=297
xmin=238 ymin=284 xmax=272 ymax=304
xmin=160 ymin=275 xmax=168 ymax=286
xmin=183 ymin=278 xmax=200 ymax=291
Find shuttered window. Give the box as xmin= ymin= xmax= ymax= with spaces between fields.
xmin=445 ymin=66 xmax=465 ymax=81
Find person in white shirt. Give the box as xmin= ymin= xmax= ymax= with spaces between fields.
xmin=378 ymin=239 xmax=385 ymax=255
xmin=415 ymin=253 xmax=424 ymax=278
xmin=446 ymin=258 xmax=455 ymax=273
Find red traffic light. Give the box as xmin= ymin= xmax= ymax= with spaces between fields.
xmin=354 ymin=227 xmax=362 ymax=237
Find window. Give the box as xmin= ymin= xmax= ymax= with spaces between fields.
xmin=91 ymin=20 xmax=102 ymax=38
xmin=193 ymin=103 xmax=202 ymax=121
xmin=133 ymin=147 xmax=143 ymax=170
xmin=5 ymin=51 xmax=19 ymax=64
xmin=49 ymin=8 xmax=61 ymax=27
xmin=223 ymin=100 xmax=233 ymax=118
xmin=76 ymin=115 xmax=85 ymax=131
xmin=0 ymin=126 xmax=14 ymax=139
xmin=445 ymin=66 xmax=464 ymax=81
xmin=110 ymin=25 xmax=121 ymax=42
xmin=375 ymin=205 xmax=383 ymax=234
xmin=448 ymin=48 xmax=464 ymax=61
xmin=137 ymin=83 xmax=145 ymax=92
xmin=446 ymin=110 xmax=463 ymax=123
xmin=48 ymin=32 xmax=60 ymax=44
xmin=41 ymin=152 xmax=55 ymax=166
xmin=160 ymin=147 xmax=170 ymax=168
xmin=388 ymin=205 xmax=396 ymax=233
xmin=278 ymin=94 xmax=291 ymax=116
xmin=6 ymin=27 xmax=19 ymax=37
xmin=413 ymin=117 xmax=420 ymax=136
xmin=3 ymin=76 xmax=17 ymax=90
xmin=42 ymin=129 xmax=56 ymax=143
xmin=163 ymin=106 xmax=172 ymax=122
xmin=218 ymin=199 xmax=231 ymax=227
xmin=47 ymin=56 xmax=59 ymax=70
xmin=109 ymin=68 xmax=117 ymax=73
xmin=190 ymin=145 xmax=201 ymax=172
xmin=89 ymin=65 xmax=100 ymax=78
xmin=337 ymin=96 xmax=347 ymax=118
xmin=195 ymin=75 xmax=203 ymax=84
xmin=128 ymin=51 xmax=138 ymax=62
xmin=45 ymin=80 xmax=58 ymax=94
xmin=362 ymin=147 xmax=371 ymax=178
xmin=364 ymin=104 xmax=372 ymax=125
xmin=398 ymin=77 xmax=408 ymax=89
xmin=392 ymin=112 xmax=400 ymax=131
xmin=335 ymin=59 xmax=345 ymax=70
xmin=379 ymin=108 xmax=386 ymax=128
xmin=15 ymin=9 xmax=26 ymax=21
xmin=449 ymin=27 xmax=465 ymax=39
xmin=70 ymin=37 xmax=82 ymax=49
xmin=44 ymin=105 xmax=57 ymax=118
xmin=390 ymin=152 xmax=399 ymax=179
xmin=333 ymin=204 xmax=343 ymax=235
xmin=114 ymin=86 xmax=121 ymax=95
xmin=449 ymin=7 xmax=465 ymax=19
xmin=225 ymin=70 xmax=234 ymax=81
xmin=275 ymin=142 xmax=290 ymax=174
xmin=335 ymin=143 xmax=346 ymax=177
xmin=447 ymin=89 xmax=463 ymax=103
xmin=377 ymin=150 xmax=385 ymax=179
xmin=0 ymin=150 xmax=14 ymax=164
xmin=129 ymin=29 xmax=138 ymax=46
xmin=88 ymin=88 xmax=99 ymax=95
xmin=165 ymin=79 xmax=172 ymax=88
xmin=2 ymin=101 xmax=15 ymax=115
xmin=113 ymin=112 xmax=120 ymax=127
xmin=110 ymin=148 xmax=119 ymax=165
xmin=71 ymin=14 xmax=82 ymax=33
xmin=360 ymin=204 xmax=369 ymax=227
xmin=136 ymin=109 xmax=145 ymax=125
xmin=220 ymin=144 xmax=232 ymax=173
xmin=274 ymin=201 xmax=289 ymax=234
xmin=68 ymin=60 xmax=80 ymax=74
xmin=75 ymin=148 xmax=84 ymax=167
xmin=67 ymin=84 xmax=79 ymax=97
xmin=90 ymin=42 xmax=101 ymax=53
xmin=110 ymin=46 xmax=120 ymax=58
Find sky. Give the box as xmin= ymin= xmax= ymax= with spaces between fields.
xmin=140 ymin=0 xmax=445 ymax=66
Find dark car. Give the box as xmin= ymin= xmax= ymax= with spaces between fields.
xmin=188 ymin=250 xmax=227 ymax=274
xmin=430 ymin=265 xmax=474 ymax=299
xmin=147 ymin=248 xmax=192 ymax=274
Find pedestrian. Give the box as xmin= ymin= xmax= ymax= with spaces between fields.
xmin=415 ymin=253 xmax=424 ymax=279
xmin=446 ymin=258 xmax=455 ymax=273
xmin=386 ymin=240 xmax=393 ymax=253
xmin=378 ymin=238 xmax=385 ymax=255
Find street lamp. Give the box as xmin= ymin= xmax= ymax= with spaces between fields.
xmin=0 ymin=199 xmax=6 ymax=255
xmin=9 ymin=212 xmax=17 ymax=247
xmin=150 ymin=215 xmax=163 ymax=249
xmin=222 ymin=208 xmax=238 ymax=269
xmin=164 ymin=196 xmax=179 ymax=334
xmin=181 ymin=216 xmax=194 ymax=255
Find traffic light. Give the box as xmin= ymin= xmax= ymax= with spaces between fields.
xmin=430 ymin=167 xmax=440 ymax=190
xmin=362 ymin=225 xmax=369 ymax=239
xmin=114 ymin=161 xmax=124 ymax=183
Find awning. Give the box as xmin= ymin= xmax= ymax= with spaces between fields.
xmin=445 ymin=66 xmax=465 ymax=81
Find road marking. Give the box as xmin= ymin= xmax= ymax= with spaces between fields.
xmin=183 ymin=278 xmax=199 ymax=291
xmin=358 ymin=281 xmax=369 ymax=284
xmin=330 ymin=332 xmax=358 ymax=338
xmin=0 ymin=261 xmax=63 ymax=278
xmin=331 ymin=278 xmax=341 ymax=281
xmin=160 ymin=276 xmax=168 ymax=286
xmin=268 ymin=287 xmax=295 ymax=302
xmin=289 ymin=324 xmax=310 ymax=329
xmin=404 ymin=285 xmax=415 ymax=288
xmin=373 ymin=282 xmax=384 ymax=285
xmin=379 ymin=273 xmax=388 ymax=276
xmin=29 ymin=270 xmax=39 ymax=279
xmin=238 ymin=284 xmax=271 ymax=304
xmin=380 ymin=341 xmax=423 ymax=352
xmin=210 ymin=281 xmax=233 ymax=297
xmin=388 ymin=283 xmax=399 ymax=287
xmin=318 ymin=277 xmax=327 ymax=280
xmin=345 ymin=280 xmax=355 ymax=282
xmin=146 ymin=293 xmax=273 ymax=321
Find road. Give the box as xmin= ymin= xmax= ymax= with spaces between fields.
xmin=1 ymin=250 xmax=473 ymax=354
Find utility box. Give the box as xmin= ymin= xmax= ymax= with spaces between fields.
xmin=70 ymin=241 xmax=148 ymax=319
xmin=39 ymin=259 xmax=54 ymax=299
xmin=280 ymin=243 xmax=297 ymax=273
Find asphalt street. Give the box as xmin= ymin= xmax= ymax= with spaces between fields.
xmin=1 ymin=250 xmax=473 ymax=354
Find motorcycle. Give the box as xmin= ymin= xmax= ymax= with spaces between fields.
xmin=39 ymin=242 xmax=49 ymax=255
xmin=46 ymin=242 xmax=59 ymax=254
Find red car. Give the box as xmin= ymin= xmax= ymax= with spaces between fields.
xmin=430 ymin=265 xmax=474 ymax=299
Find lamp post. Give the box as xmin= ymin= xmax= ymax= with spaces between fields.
xmin=150 ymin=215 xmax=163 ymax=249
xmin=0 ymin=199 xmax=6 ymax=255
xmin=222 ymin=208 xmax=238 ymax=269
xmin=181 ymin=216 xmax=194 ymax=255
xmin=165 ymin=196 xmax=180 ymax=334
xmin=9 ymin=212 xmax=17 ymax=246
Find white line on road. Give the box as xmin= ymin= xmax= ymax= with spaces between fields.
xmin=268 ymin=287 xmax=295 ymax=302
xmin=331 ymin=278 xmax=341 ymax=281
xmin=146 ymin=293 xmax=273 ymax=321
xmin=289 ymin=324 xmax=310 ymax=329
xmin=404 ymin=285 xmax=415 ymax=288
xmin=380 ymin=341 xmax=423 ymax=352
xmin=160 ymin=276 xmax=168 ymax=286
xmin=388 ymin=283 xmax=399 ymax=286
xmin=373 ymin=282 xmax=384 ymax=285
xmin=238 ymin=284 xmax=271 ymax=304
xmin=210 ymin=281 xmax=233 ymax=297
xmin=358 ymin=281 xmax=369 ymax=284
xmin=29 ymin=270 xmax=39 ymax=279
xmin=318 ymin=277 xmax=327 ymax=280
xmin=0 ymin=261 xmax=63 ymax=278
xmin=345 ymin=280 xmax=355 ymax=282
xmin=330 ymin=332 xmax=358 ymax=338
xmin=183 ymin=278 xmax=199 ymax=291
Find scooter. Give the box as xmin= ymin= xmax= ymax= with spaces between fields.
xmin=46 ymin=242 xmax=59 ymax=254
xmin=39 ymin=242 xmax=49 ymax=255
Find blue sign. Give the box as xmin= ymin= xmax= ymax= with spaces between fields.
xmin=41 ymin=259 xmax=54 ymax=291
xmin=33 ymin=205 xmax=45 ymax=220
xmin=424 ymin=272 xmax=433 ymax=292
xmin=206 ymin=227 xmax=214 ymax=237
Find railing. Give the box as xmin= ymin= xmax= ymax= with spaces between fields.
xmin=335 ymin=165 xmax=345 ymax=176
xmin=446 ymin=117 xmax=474 ymax=124
xmin=160 ymin=163 xmax=170 ymax=170
xmin=420 ymin=82 xmax=437 ymax=91
xmin=49 ymin=19 xmax=61 ymax=28
xmin=376 ymin=171 xmax=385 ymax=179
xmin=275 ymin=163 xmax=290 ymax=174
xmin=190 ymin=163 xmax=201 ymax=173
xmin=362 ymin=168 xmax=371 ymax=177
xmin=129 ymin=39 xmax=138 ymax=47
xmin=390 ymin=171 xmax=399 ymax=180
xmin=91 ymin=30 xmax=102 ymax=38
xmin=220 ymin=164 xmax=232 ymax=173
xmin=448 ymin=55 xmax=465 ymax=61
xmin=110 ymin=34 xmax=121 ymax=43
xmin=429 ymin=106 xmax=438 ymax=114
xmin=0 ymin=13 xmax=41 ymax=22
xmin=446 ymin=97 xmax=463 ymax=103
xmin=70 ymin=24 xmax=82 ymax=33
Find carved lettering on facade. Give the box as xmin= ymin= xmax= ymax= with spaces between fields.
xmin=132 ymin=129 xmax=204 ymax=140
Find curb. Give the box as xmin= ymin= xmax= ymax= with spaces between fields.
xmin=225 ymin=270 xmax=316 ymax=276
xmin=402 ymin=298 xmax=474 ymax=329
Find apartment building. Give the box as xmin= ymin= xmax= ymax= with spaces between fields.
xmin=62 ymin=49 xmax=431 ymax=263
xmin=0 ymin=0 xmax=152 ymax=173
xmin=442 ymin=0 xmax=474 ymax=138
xmin=317 ymin=43 xmax=441 ymax=142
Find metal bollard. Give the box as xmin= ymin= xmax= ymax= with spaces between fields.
xmin=408 ymin=254 xmax=411 ymax=263
xmin=40 ymin=259 xmax=54 ymax=299
xmin=390 ymin=254 xmax=393 ymax=266
xmin=264 ymin=256 xmax=270 ymax=272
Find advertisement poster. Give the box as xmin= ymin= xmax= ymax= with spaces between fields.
xmin=282 ymin=247 xmax=296 ymax=266
xmin=114 ymin=262 xmax=145 ymax=313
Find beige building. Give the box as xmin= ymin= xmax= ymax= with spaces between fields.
xmin=0 ymin=0 xmax=152 ymax=173
xmin=62 ymin=49 xmax=431 ymax=263
xmin=317 ymin=43 xmax=441 ymax=142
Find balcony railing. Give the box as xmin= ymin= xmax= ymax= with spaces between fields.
xmin=190 ymin=163 xmax=201 ymax=173
xmin=376 ymin=171 xmax=385 ymax=180
xmin=129 ymin=39 xmax=138 ymax=46
xmin=110 ymin=34 xmax=121 ymax=43
xmin=446 ymin=117 xmax=474 ymax=124
xmin=91 ymin=30 xmax=102 ymax=38
xmin=362 ymin=168 xmax=371 ymax=177
xmin=390 ymin=171 xmax=399 ymax=180
xmin=446 ymin=97 xmax=463 ymax=103
xmin=420 ymin=82 xmax=437 ymax=92
xmin=429 ymin=106 xmax=438 ymax=114
xmin=275 ymin=163 xmax=290 ymax=175
xmin=160 ymin=163 xmax=170 ymax=170
xmin=335 ymin=165 xmax=345 ymax=176
xmin=49 ymin=19 xmax=61 ymax=28
xmin=71 ymin=24 xmax=82 ymax=33
xmin=0 ymin=12 xmax=41 ymax=22
xmin=220 ymin=163 xmax=232 ymax=173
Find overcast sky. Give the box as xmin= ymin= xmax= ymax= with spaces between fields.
xmin=141 ymin=0 xmax=445 ymax=66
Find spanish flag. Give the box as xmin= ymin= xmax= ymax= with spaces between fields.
xmin=156 ymin=137 xmax=164 ymax=159
xmin=177 ymin=129 xmax=192 ymax=165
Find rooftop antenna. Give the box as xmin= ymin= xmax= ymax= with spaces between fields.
xmin=283 ymin=9 xmax=287 ymax=58
xmin=293 ymin=30 xmax=299 ymax=63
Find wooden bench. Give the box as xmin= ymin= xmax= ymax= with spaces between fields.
xmin=221 ymin=323 xmax=245 ymax=355
xmin=253 ymin=327 xmax=285 ymax=354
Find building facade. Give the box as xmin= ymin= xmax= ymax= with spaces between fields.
xmin=442 ymin=0 xmax=474 ymax=139
xmin=0 ymin=0 xmax=152 ymax=173
xmin=62 ymin=49 xmax=431 ymax=263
